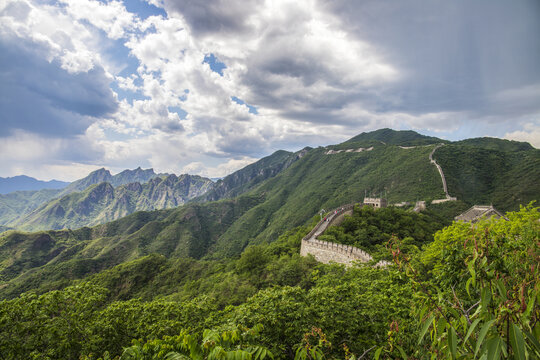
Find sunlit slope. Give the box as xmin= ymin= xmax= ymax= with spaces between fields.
xmin=214 ymin=144 xmax=445 ymax=255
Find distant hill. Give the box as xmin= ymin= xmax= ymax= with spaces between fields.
xmin=344 ymin=128 xmax=446 ymax=146
xmin=453 ymin=137 xmax=534 ymax=152
xmin=0 ymin=189 xmax=63 ymax=226
xmin=12 ymin=174 xmax=214 ymax=231
xmin=433 ymin=141 xmax=539 ymax=210
xmin=1 ymin=128 xmax=538 ymax=298
xmin=0 ymin=175 xmax=68 ymax=194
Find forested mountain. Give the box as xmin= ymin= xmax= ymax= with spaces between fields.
xmin=0 ymin=175 xmax=68 ymax=194
xmin=0 ymin=167 xmax=182 ymax=230
xmin=344 ymin=128 xmax=446 ymax=146
xmin=12 ymin=174 xmax=213 ymax=231
xmin=0 ymin=188 xmax=63 ymax=226
xmin=0 ymin=129 xmax=538 ymax=359
xmin=433 ymin=142 xmax=540 ymax=210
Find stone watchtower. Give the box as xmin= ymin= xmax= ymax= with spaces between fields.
xmin=363 ymin=197 xmax=387 ymax=208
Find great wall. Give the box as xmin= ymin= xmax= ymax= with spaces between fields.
xmin=300 ymin=203 xmax=390 ymax=267
xmin=301 ymin=143 xmax=455 ymax=266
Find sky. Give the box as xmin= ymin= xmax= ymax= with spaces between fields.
xmin=1 ymin=0 xmax=539 ymax=181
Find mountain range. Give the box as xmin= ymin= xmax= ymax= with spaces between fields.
xmin=0 ymin=129 xmax=538 ymax=298
xmin=0 ymin=175 xmax=68 ymax=194
xmin=11 ymin=174 xmax=214 ymax=231
xmin=0 ymin=167 xmax=167 ymax=230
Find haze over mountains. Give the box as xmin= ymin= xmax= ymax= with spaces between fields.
xmin=0 ymin=167 xmax=212 ymax=232
xmin=0 ymin=129 xmax=538 ymax=298
xmin=0 ymin=176 xmax=68 ymax=194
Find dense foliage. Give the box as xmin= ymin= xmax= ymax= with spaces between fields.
xmin=0 ymin=240 xmax=412 ymax=359
xmin=2 ymin=204 xmax=537 ymax=359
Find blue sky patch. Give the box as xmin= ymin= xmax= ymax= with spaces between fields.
xmin=231 ymin=96 xmax=258 ymax=115
xmin=203 ymin=53 xmax=227 ymax=76
xmin=124 ymin=0 xmax=166 ymax=19
xmin=168 ymin=106 xmax=188 ymax=119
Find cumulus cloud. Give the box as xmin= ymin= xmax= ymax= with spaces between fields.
xmin=1 ymin=0 xmax=539 ymax=182
xmin=0 ymin=0 xmax=117 ymax=137
xmin=504 ymin=123 xmax=540 ymax=148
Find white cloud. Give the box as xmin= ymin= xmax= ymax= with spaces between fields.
xmin=0 ymin=130 xmax=104 ymax=181
xmin=1 ymin=0 xmax=539 ymax=183
xmin=504 ymin=123 xmax=540 ymax=148
xmin=182 ymin=157 xmax=258 ymax=178
xmin=58 ymin=0 xmax=138 ymax=40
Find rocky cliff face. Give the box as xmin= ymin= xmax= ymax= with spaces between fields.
xmin=13 ymin=174 xmax=214 ymax=231
xmin=195 ymin=148 xmax=310 ymax=202
xmin=58 ymin=167 xmax=163 ymax=197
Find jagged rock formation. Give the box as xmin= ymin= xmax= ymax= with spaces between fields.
xmin=59 ymin=167 xmax=162 ymax=196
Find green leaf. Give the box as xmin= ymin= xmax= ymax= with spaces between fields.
xmin=467 ymin=261 xmax=476 ymax=286
xmin=417 ymin=314 xmax=434 ymax=345
xmin=524 ymin=290 xmax=537 ymax=318
xmin=480 ymin=287 xmax=492 ymax=309
xmin=419 ymin=305 xmax=428 ymax=323
xmin=486 ymin=336 xmax=502 ymax=360
xmin=374 ymin=347 xmax=382 ymax=360
xmin=509 ymin=323 xmax=526 ymax=360
xmin=165 ymin=353 xmax=190 ymax=360
xmin=475 ymin=320 xmax=496 ymax=356
xmin=396 ymin=345 xmax=408 ymax=360
xmin=463 ymin=318 xmax=481 ymax=345
xmin=523 ymin=330 xmax=540 ymax=357
xmin=494 ymin=280 xmax=507 ymax=301
xmin=466 ymin=277 xmax=474 ymax=297
xmin=448 ymin=327 xmax=457 ymax=359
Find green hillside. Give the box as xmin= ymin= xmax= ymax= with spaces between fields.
xmin=454 ymin=137 xmax=534 ymax=152
xmin=0 ymin=194 xmax=264 ymax=298
xmin=433 ymin=143 xmax=540 ymax=210
xmin=213 ymin=144 xmax=445 ymax=256
xmin=0 ymin=188 xmax=62 ymax=225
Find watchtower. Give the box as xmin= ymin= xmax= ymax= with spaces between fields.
xmin=363 ymin=197 xmax=387 ymax=208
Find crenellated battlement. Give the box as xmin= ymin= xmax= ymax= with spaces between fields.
xmin=300 ymin=204 xmax=390 ymax=267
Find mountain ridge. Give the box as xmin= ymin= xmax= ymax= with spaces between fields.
xmin=0 ymin=175 xmax=68 ymax=194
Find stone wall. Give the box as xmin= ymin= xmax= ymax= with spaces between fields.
xmin=300 ymin=238 xmax=372 ymax=265
xmin=300 ymin=203 xmax=392 ymax=266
